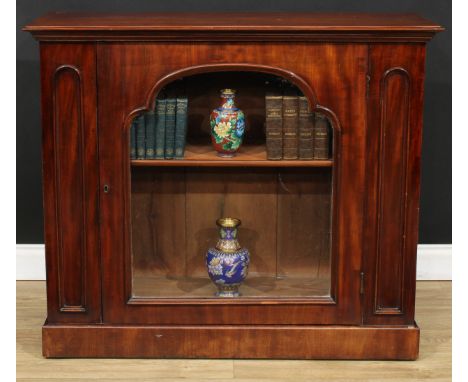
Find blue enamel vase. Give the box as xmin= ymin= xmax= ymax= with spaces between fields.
xmin=206 ymin=218 xmax=250 ymax=297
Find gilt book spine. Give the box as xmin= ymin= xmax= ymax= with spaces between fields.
xmin=135 ymin=114 xmax=146 ymax=160
xmin=164 ymin=98 xmax=177 ymax=159
xmin=313 ymin=114 xmax=330 ymax=159
xmin=282 ymin=94 xmax=299 ymax=160
xmin=174 ymin=97 xmax=188 ymax=159
xmin=154 ymin=99 xmax=166 ymax=159
xmin=265 ymin=92 xmax=283 ymax=160
xmin=298 ymin=96 xmax=314 ymax=160
xmin=144 ymin=110 xmax=156 ymax=159
xmin=130 ymin=120 xmax=137 ymax=160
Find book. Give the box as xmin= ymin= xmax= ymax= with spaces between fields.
xmin=130 ymin=120 xmax=137 ymax=160
xmin=298 ymin=96 xmax=314 ymax=160
xmin=313 ymin=114 xmax=330 ymax=159
xmin=282 ymin=91 xmax=299 ymax=160
xmin=164 ymin=98 xmax=177 ymax=159
xmin=174 ymin=97 xmax=188 ymax=159
xmin=265 ymin=91 xmax=283 ymax=160
xmin=144 ymin=110 xmax=156 ymax=159
xmin=135 ymin=114 xmax=146 ymax=160
xmin=154 ymin=98 xmax=166 ymax=159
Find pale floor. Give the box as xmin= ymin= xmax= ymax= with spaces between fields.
xmin=17 ymin=281 xmax=451 ymax=381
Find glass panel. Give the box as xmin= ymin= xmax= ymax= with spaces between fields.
xmin=129 ymin=71 xmax=334 ymax=299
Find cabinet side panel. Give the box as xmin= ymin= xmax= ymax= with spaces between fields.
xmin=364 ymin=44 xmax=426 ymax=325
xmin=375 ymin=69 xmax=410 ymax=313
xmin=53 ymin=66 xmax=86 ymax=311
xmin=40 ymin=43 xmax=101 ymax=323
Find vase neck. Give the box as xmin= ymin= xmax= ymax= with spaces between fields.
xmin=219 ymin=89 xmax=236 ymax=109
xmin=220 ymin=226 xmax=237 ymax=240
xmin=216 ymin=226 xmax=241 ymax=252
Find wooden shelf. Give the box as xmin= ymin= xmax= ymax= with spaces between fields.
xmin=132 ymin=274 xmax=330 ymax=299
xmin=131 ymin=144 xmax=333 ymax=167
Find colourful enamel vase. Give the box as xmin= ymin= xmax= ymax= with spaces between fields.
xmin=206 ymin=218 xmax=250 ymax=297
xmin=210 ymin=89 xmax=245 ymax=157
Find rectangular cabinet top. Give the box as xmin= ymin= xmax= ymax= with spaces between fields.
xmin=24 ymin=12 xmax=443 ymax=42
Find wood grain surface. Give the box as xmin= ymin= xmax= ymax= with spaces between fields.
xmin=24 ymin=12 xmax=443 ymax=31
xmin=132 ymin=274 xmax=330 ymax=298
xmin=363 ymin=44 xmax=427 ymax=326
xmin=17 ymin=281 xmax=451 ymax=380
xmin=42 ymin=324 xmax=420 ymax=359
xmin=23 ymin=12 xmax=443 ymax=42
xmin=130 ymin=144 xmax=333 ymax=167
xmin=39 ymin=43 xmax=101 ymax=324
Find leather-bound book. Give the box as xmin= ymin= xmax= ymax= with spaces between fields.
xmin=282 ymin=91 xmax=299 ymax=160
xmin=313 ymin=114 xmax=330 ymax=159
xmin=174 ymin=97 xmax=188 ymax=159
xmin=164 ymin=98 xmax=177 ymax=159
xmin=265 ymin=91 xmax=283 ymax=160
xmin=144 ymin=110 xmax=156 ymax=159
xmin=154 ymin=98 xmax=166 ymax=159
xmin=129 ymin=120 xmax=137 ymax=160
xmin=135 ymin=114 xmax=146 ymax=160
xmin=298 ymin=96 xmax=314 ymax=160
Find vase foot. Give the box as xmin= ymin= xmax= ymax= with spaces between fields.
xmin=217 ymin=153 xmax=236 ymax=158
xmin=216 ymin=284 xmax=241 ymax=297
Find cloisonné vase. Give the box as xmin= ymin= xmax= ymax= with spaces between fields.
xmin=210 ymin=89 xmax=245 ymax=157
xmin=206 ymin=218 xmax=250 ymax=297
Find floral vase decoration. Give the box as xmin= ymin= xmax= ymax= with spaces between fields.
xmin=210 ymin=89 xmax=245 ymax=157
xmin=206 ymin=218 xmax=250 ymax=297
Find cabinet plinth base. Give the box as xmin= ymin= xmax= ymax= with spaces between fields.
xmin=42 ymin=323 xmax=420 ymax=360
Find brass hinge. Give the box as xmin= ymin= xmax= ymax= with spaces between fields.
xmin=366 ymin=75 xmax=371 ymax=99
xmin=360 ymin=272 xmax=364 ymax=295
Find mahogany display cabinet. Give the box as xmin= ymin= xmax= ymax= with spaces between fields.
xmin=24 ymin=12 xmax=443 ymax=359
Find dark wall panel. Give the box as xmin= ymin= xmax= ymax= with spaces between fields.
xmin=16 ymin=0 xmax=451 ymax=244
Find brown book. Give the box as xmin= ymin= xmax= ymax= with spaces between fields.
xmin=298 ymin=96 xmax=314 ymax=160
xmin=313 ymin=114 xmax=330 ymax=159
xmin=265 ymin=92 xmax=283 ymax=160
xmin=282 ymin=92 xmax=299 ymax=160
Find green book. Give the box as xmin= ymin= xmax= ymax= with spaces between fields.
xmin=164 ymin=98 xmax=177 ymax=159
xmin=130 ymin=120 xmax=137 ymax=160
xmin=154 ymin=99 xmax=166 ymax=159
xmin=174 ymin=97 xmax=188 ymax=159
xmin=135 ymin=114 xmax=146 ymax=160
xmin=144 ymin=110 xmax=156 ymax=159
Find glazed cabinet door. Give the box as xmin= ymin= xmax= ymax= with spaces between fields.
xmin=40 ymin=43 xmax=101 ymax=323
xmin=98 ymin=42 xmax=367 ymax=325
